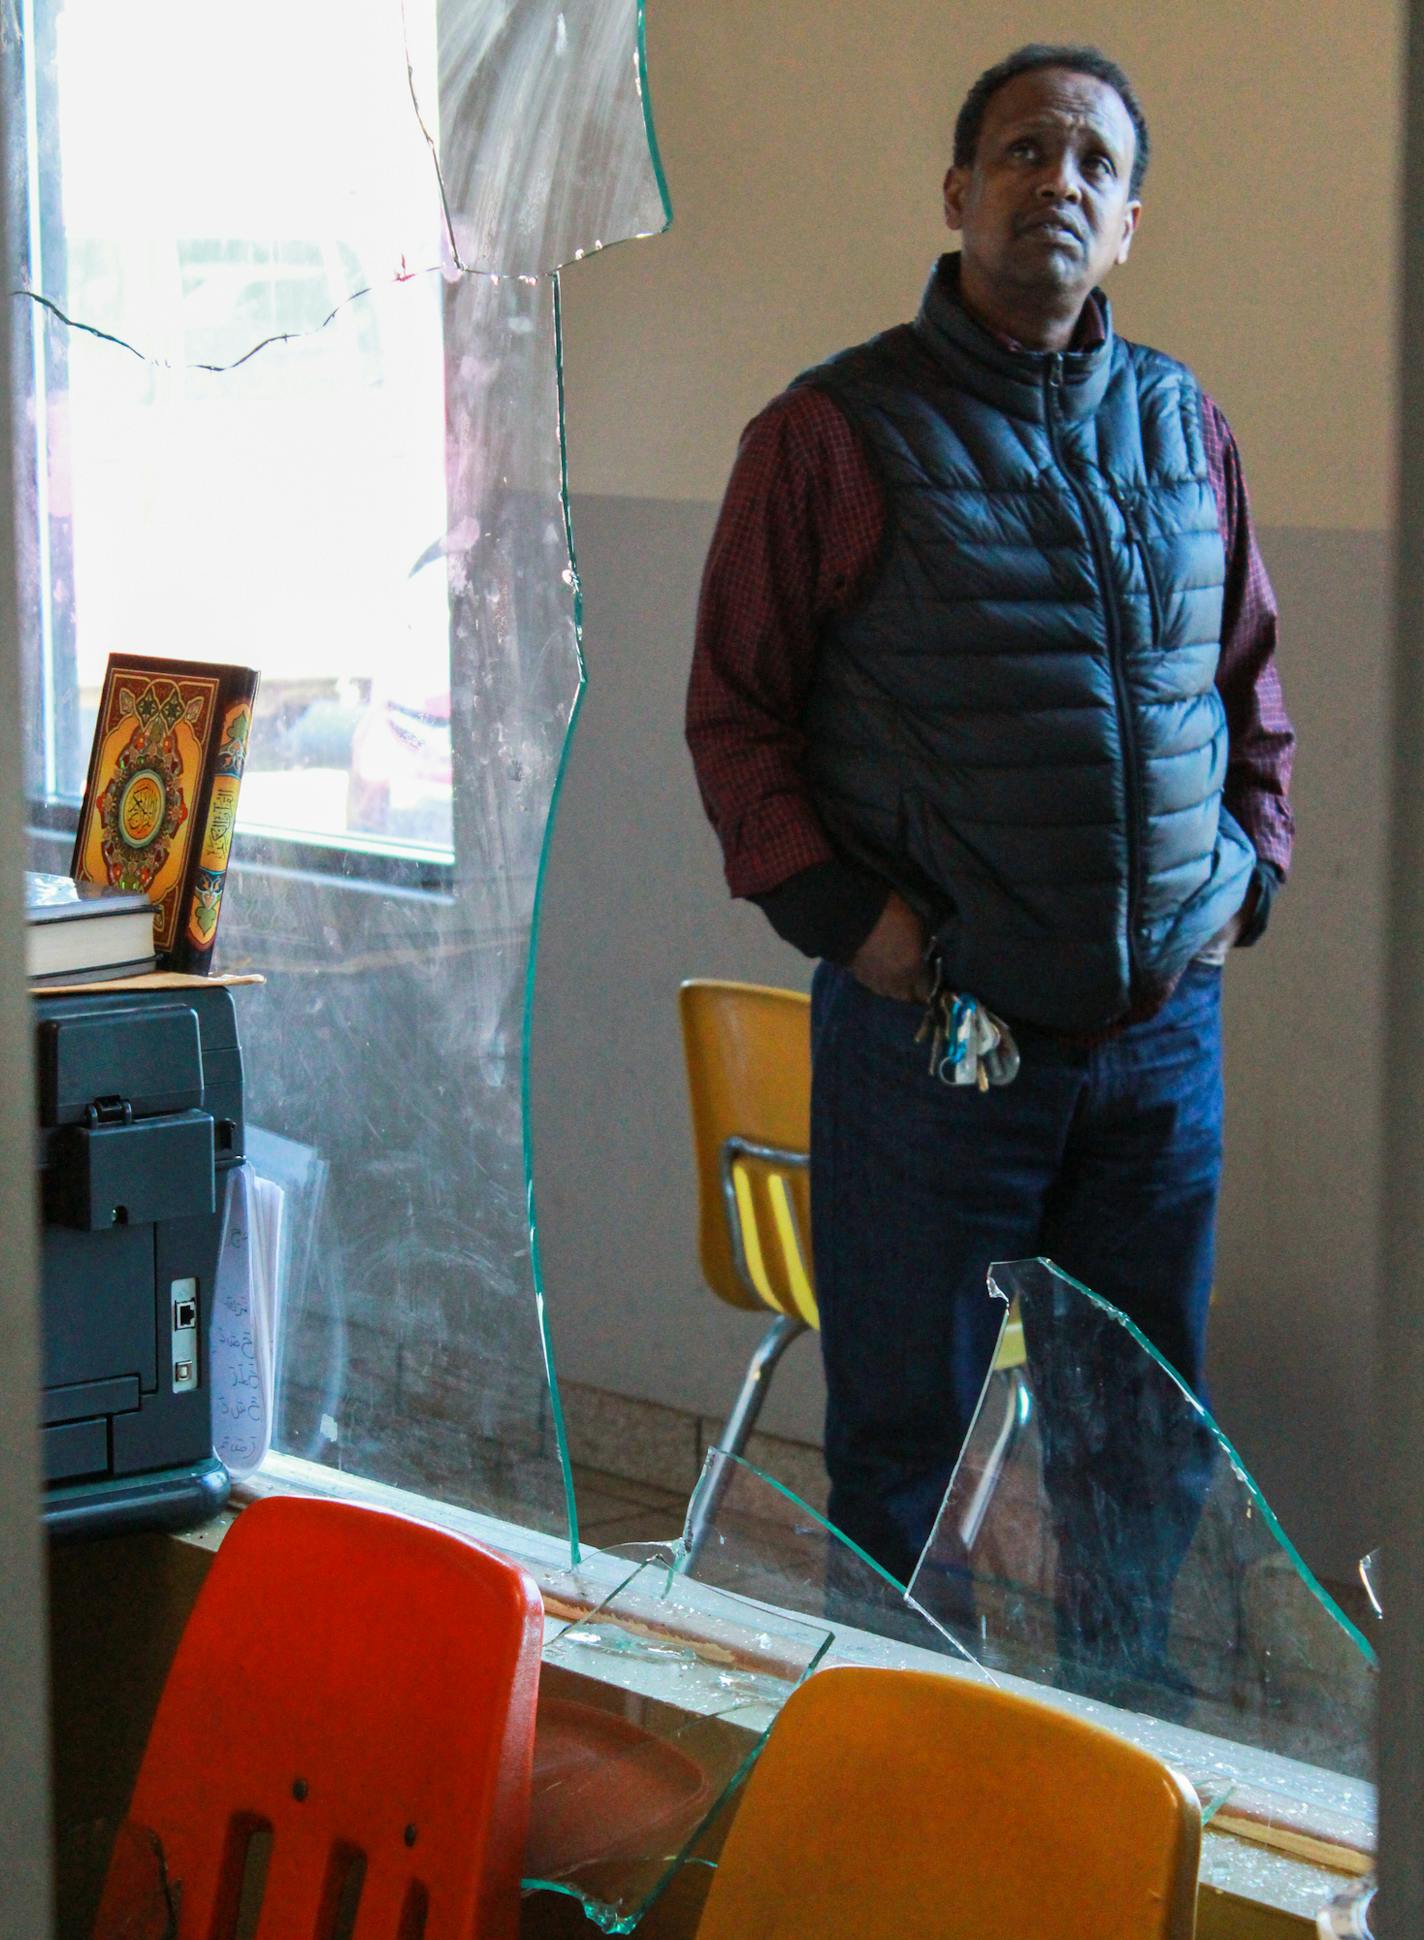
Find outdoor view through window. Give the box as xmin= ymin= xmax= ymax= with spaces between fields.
xmin=22 ymin=1 xmax=452 ymax=855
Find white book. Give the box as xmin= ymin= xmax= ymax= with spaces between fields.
xmin=25 ymin=870 xmax=157 ymax=981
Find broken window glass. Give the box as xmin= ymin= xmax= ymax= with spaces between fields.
xmin=680 ymin=1447 xmax=981 ymax=1668
xmin=520 ymin=1451 xmax=986 ymax=1929
xmin=8 ymin=0 xmax=668 ymax=1547
xmin=527 ymin=1559 xmax=831 ymax=1932
xmin=527 ymin=1456 xmax=979 ymax=1928
xmin=908 ymin=1259 xmax=1377 ymax=1868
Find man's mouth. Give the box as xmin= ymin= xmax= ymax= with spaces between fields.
xmin=1018 ymin=214 xmax=1084 ymax=247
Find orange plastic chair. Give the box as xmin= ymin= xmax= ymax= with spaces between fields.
xmin=679 ymin=978 xmax=1027 ymax=1479
xmin=695 ymin=1666 xmax=1201 ymax=1940
xmin=93 ymin=1494 xmax=544 ymax=1940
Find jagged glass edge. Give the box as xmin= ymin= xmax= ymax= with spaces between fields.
xmin=677 ymin=1449 xmax=986 ymax=1671
xmin=518 ymin=1728 xmax=785 ymax=1934
xmin=18 ymin=0 xmax=673 ymax=374
xmin=411 ymin=0 xmax=673 ymax=278
xmin=521 ymin=1574 xmax=834 ymax=1931
xmin=634 ymin=0 xmax=673 ymax=233
xmin=521 ymin=0 xmax=674 ymax=1568
xmin=676 ymin=1449 xmax=913 ymax=1597
xmin=960 ymin=1260 xmax=1379 ymax=1668
xmin=522 ymin=267 xmax=586 ymax=1562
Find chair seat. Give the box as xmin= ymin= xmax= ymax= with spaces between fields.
xmin=694 ymin=1665 xmax=1201 ymax=1940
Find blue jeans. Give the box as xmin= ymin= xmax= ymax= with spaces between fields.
xmin=810 ymin=958 xmax=1224 ymax=1590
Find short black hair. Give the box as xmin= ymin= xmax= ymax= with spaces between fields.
xmin=952 ymin=44 xmax=1150 ymax=198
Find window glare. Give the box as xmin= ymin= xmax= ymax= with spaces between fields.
xmin=36 ymin=0 xmax=455 ymax=856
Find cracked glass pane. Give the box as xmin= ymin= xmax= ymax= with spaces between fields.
xmin=679 ymin=1447 xmax=982 ymax=1668
xmin=908 ymin=1259 xmax=1377 ymax=1868
xmin=431 ymin=0 xmax=669 ymax=274
xmin=518 ymin=1453 xmax=985 ymax=1929
xmin=527 ymin=1559 xmax=831 ymax=1932
xmin=8 ymin=0 xmax=668 ymax=1544
xmin=9 ymin=2 xmax=666 ymax=355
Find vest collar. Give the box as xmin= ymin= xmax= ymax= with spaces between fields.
xmin=912 ymin=252 xmax=1115 ymax=423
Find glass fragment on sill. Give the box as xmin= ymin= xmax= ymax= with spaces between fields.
xmin=675 ymin=1447 xmax=985 ymax=1670
xmin=540 ymin=1555 xmax=645 ymax=1647
xmin=519 ymin=1452 xmax=991 ymax=1930
xmin=525 ymin=1560 xmax=832 ymax=1933
xmin=1317 ymin=1874 xmax=1379 ymax=1940
xmin=908 ymin=1259 xmax=1377 ymax=1864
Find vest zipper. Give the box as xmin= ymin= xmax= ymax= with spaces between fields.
xmin=1044 ymin=351 xmax=1145 ymax=983
xmin=1108 ymin=483 xmax=1165 ymax=645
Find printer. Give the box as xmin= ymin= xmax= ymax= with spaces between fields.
xmin=35 ymin=983 xmax=244 ymax=1536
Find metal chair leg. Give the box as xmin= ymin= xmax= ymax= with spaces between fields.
xmin=684 ymin=1312 xmax=808 ymax=1564
xmin=718 ymin=1312 xmax=808 ymax=1462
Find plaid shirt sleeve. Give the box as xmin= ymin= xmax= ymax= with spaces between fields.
xmin=686 ymin=386 xmax=883 ymax=899
xmin=1201 ymin=393 xmax=1296 ymax=881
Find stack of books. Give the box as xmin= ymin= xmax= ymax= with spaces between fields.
xmin=40 ymin=650 xmax=261 ymax=984
xmin=25 ymin=872 xmax=158 ymax=985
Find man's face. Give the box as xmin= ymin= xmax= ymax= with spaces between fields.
xmin=943 ymin=66 xmax=1141 ymax=312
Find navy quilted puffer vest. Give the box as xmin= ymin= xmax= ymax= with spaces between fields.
xmin=798 ymin=254 xmax=1256 ymax=1032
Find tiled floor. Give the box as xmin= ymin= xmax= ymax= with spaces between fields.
xmin=568 ymin=1463 xmax=690 ymax=1551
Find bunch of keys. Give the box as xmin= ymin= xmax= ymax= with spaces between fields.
xmin=916 ymin=980 xmax=1021 ymax=1091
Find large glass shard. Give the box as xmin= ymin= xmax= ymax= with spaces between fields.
xmin=526 ymin=1560 xmax=831 ymax=1933
xmin=219 ymin=270 xmax=578 ymax=1530
xmin=21 ymin=266 xmax=580 ymax=1527
xmin=909 ymin=1259 xmax=1377 ymax=1864
xmin=11 ymin=0 xmax=670 ymax=1551
xmin=431 ymin=0 xmax=670 ymax=275
xmin=679 ymin=1448 xmax=983 ymax=1668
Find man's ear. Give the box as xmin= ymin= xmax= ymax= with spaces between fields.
xmin=1115 ymin=200 xmax=1143 ymax=266
xmin=943 ymin=164 xmax=969 ymax=232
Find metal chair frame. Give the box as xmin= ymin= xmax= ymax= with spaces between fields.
xmin=715 ymin=1133 xmax=812 ymax=1458
xmin=682 ymin=978 xmax=1032 ymax=1566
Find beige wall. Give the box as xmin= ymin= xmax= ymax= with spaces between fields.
xmin=563 ymin=0 xmax=1401 ymax=531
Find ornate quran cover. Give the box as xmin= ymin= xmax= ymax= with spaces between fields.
xmin=70 ymin=654 xmax=261 ymax=974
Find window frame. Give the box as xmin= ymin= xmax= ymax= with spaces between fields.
xmin=9 ymin=0 xmax=459 ymax=891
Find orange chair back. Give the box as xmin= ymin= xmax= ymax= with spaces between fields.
xmin=696 ymin=1666 xmax=1201 ymax=1940
xmin=679 ymin=979 xmax=815 ymax=1321
xmin=94 ymin=1494 xmax=544 ymax=1940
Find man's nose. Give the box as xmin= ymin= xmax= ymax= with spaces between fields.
xmin=1037 ymin=166 xmax=1082 ymax=204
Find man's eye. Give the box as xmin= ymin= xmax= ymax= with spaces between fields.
xmin=1085 ymin=153 xmax=1115 ymax=177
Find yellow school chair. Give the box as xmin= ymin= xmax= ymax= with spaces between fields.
xmin=679 ymin=978 xmax=1027 ymax=1498
xmin=695 ymin=1665 xmax=1202 ymax=1940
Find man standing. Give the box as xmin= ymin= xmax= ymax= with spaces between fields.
xmin=687 ymin=45 xmax=1294 ymax=1591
